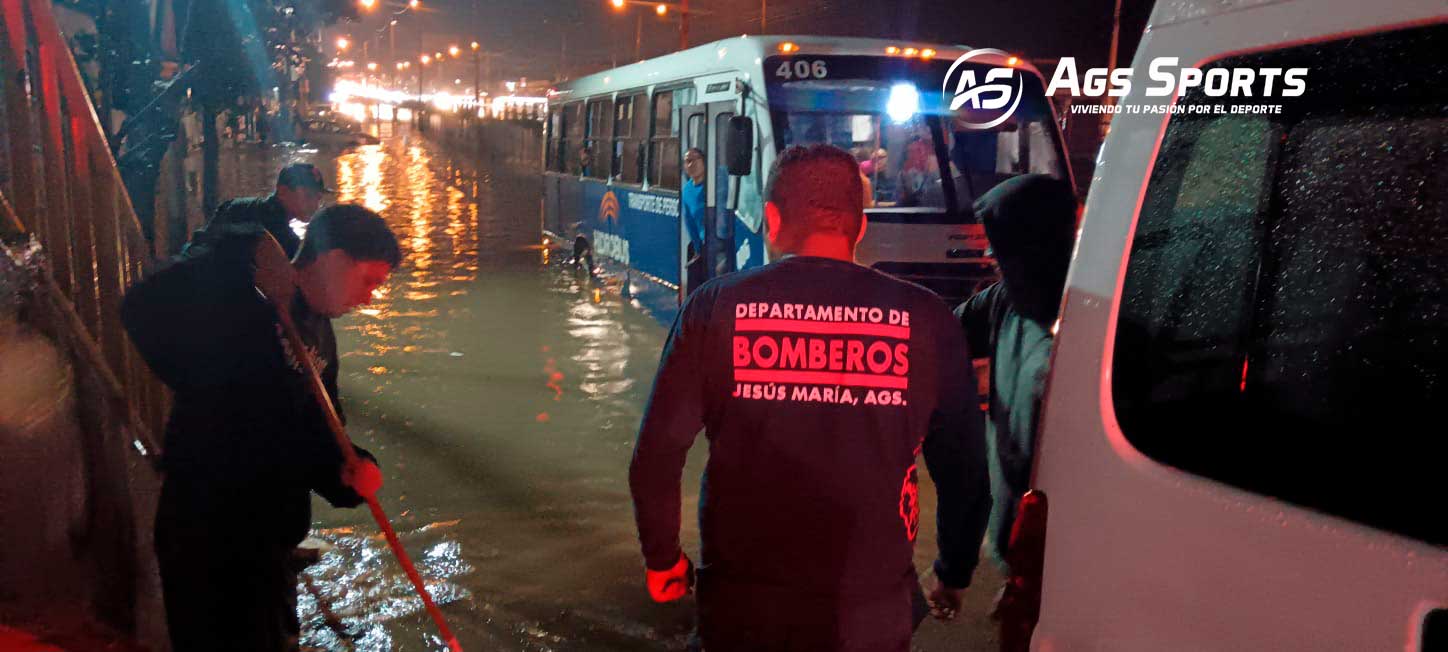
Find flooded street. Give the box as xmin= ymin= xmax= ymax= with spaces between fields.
xmin=226 ymin=128 xmax=998 ymax=651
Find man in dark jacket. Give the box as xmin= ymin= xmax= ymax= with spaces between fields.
xmin=955 ymin=174 xmax=1076 ymax=573
xmin=122 ymin=204 xmax=400 ymax=652
xmin=630 ymin=144 xmax=990 ymax=651
xmin=187 ymin=162 xmax=333 ymax=259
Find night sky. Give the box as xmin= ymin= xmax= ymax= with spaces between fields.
xmin=344 ymin=0 xmax=1154 ymax=85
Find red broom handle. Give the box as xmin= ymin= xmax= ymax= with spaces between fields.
xmin=257 ymin=235 xmax=462 ymax=651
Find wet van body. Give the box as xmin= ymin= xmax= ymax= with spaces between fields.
xmin=1026 ymin=1 xmax=1447 ymax=650
xmin=542 ymin=36 xmax=1072 ymax=324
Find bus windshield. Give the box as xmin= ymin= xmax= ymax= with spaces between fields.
xmin=766 ymin=55 xmax=1066 ymax=214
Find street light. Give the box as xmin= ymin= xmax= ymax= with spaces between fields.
xmin=337 ymin=37 xmax=350 ymax=51
xmin=420 ymin=54 xmax=431 ymax=64
xmin=408 ymin=0 xmax=420 ymax=7
xmin=359 ymin=0 xmax=376 ymax=9
xmin=449 ymin=45 xmax=461 ymax=57
xmin=609 ymin=0 xmax=693 ymax=55
xmin=467 ymin=41 xmax=484 ymax=102
xmin=367 ymin=62 xmax=378 ymax=71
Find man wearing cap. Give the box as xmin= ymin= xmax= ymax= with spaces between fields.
xmin=188 ymin=162 xmax=334 ymax=258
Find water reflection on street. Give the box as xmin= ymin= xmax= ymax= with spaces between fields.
xmin=262 ymin=130 xmax=991 ymax=651
xmin=297 ymin=133 xmax=699 ymax=651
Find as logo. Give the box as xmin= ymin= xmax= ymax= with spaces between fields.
xmin=598 ymin=191 xmax=621 ymax=227
xmin=943 ymin=48 xmax=1023 ymax=130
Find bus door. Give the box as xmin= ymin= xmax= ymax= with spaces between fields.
xmin=680 ymin=101 xmax=737 ymax=291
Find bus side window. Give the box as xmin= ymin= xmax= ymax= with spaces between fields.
xmin=546 ymin=107 xmax=561 ymax=172
xmin=688 ymin=114 xmax=705 ymax=160
xmin=629 ymin=94 xmax=649 ymax=182
xmin=648 ymin=91 xmax=678 ymax=189
xmin=734 ymin=101 xmax=765 ymax=240
xmin=563 ymin=102 xmax=584 ymax=175
xmin=585 ymin=98 xmax=614 ymax=179
xmin=615 ymin=93 xmax=647 ymax=184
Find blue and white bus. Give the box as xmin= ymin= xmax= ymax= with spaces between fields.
xmin=542 ymin=35 xmax=1072 ymax=322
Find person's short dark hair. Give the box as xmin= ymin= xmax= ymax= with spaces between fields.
xmin=276 ymin=163 xmax=333 ymax=193
xmin=294 ymin=204 xmax=402 ymax=268
xmin=685 ymin=147 xmax=704 ymax=158
xmin=764 ymin=144 xmax=864 ymax=243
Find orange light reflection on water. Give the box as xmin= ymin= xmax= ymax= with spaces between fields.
xmin=334 ymin=144 xmax=390 ymax=214
xmin=406 ymin=146 xmax=434 ymax=275
xmin=329 ymin=141 xmax=489 ymax=364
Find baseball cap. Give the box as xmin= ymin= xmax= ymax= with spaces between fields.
xmin=276 ymin=163 xmax=334 ymax=193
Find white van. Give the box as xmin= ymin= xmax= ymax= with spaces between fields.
xmin=1017 ymin=1 xmax=1448 ymax=650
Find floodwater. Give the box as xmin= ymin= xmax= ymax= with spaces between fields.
xmin=235 ymin=128 xmax=1000 ymax=651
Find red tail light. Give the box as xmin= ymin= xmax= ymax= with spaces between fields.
xmin=1000 ymin=490 xmax=1048 ymax=652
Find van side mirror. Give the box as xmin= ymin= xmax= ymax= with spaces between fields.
xmin=726 ymin=116 xmax=754 ymax=176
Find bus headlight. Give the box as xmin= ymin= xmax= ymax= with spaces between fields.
xmin=886 ymin=83 xmax=920 ymax=124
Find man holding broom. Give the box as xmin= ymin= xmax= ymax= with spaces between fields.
xmin=122 ymin=204 xmax=400 ymax=651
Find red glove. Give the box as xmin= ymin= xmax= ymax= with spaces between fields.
xmin=645 ymin=551 xmax=694 ymax=603
xmin=343 ymin=458 xmax=384 ymax=498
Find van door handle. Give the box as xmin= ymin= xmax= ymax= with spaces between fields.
xmin=946 ymin=249 xmax=974 ymax=259
xmin=1422 ymin=608 xmax=1445 ymax=651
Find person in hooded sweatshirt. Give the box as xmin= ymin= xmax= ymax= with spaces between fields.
xmin=955 ymin=173 xmax=1076 ymax=581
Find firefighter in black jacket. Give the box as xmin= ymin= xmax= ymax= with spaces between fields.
xmin=629 ymin=144 xmax=991 ymax=651
xmin=122 ymin=204 xmax=400 ymax=651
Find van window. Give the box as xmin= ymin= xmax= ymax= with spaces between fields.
xmin=1112 ymin=24 xmax=1446 ymax=545
xmin=585 ymin=98 xmax=613 ymax=179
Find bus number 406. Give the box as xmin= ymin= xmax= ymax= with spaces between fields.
xmin=775 ymin=60 xmax=828 ymax=80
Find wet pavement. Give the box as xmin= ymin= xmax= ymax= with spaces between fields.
xmin=227 ymin=126 xmax=999 ymax=651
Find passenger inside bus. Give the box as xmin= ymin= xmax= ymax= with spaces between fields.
xmin=864 ymin=148 xmax=893 ymax=202
xmin=896 ymin=137 xmax=937 ymax=207
xmin=577 ymin=145 xmax=594 ymax=177
xmin=852 ymin=147 xmax=878 ymax=208
xmin=682 ymin=147 xmax=707 ymax=293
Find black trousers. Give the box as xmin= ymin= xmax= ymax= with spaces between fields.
xmin=685 ymin=244 xmax=706 ymax=296
xmin=156 ymin=524 xmax=299 ymax=652
xmin=694 ymin=574 xmax=918 ymax=652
